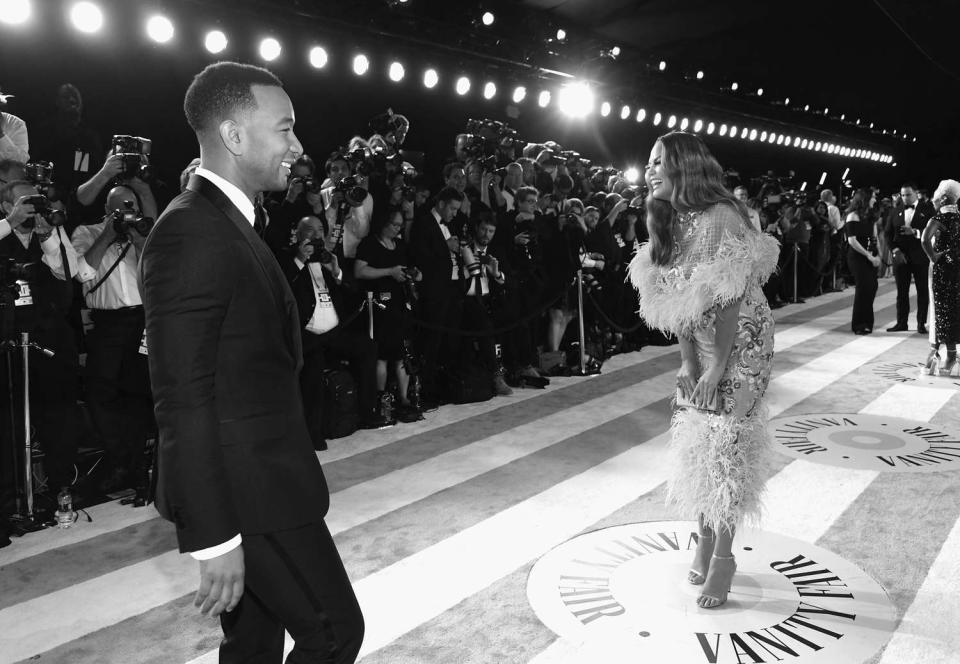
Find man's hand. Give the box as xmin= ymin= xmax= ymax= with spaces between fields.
xmin=5 ymin=196 xmax=36 ymax=229
xmin=487 ymin=255 xmax=500 ymax=276
xmin=34 ymin=217 xmax=53 ymax=237
xmin=285 ymin=179 xmax=304 ymax=204
xmin=296 ymin=239 xmax=315 ymax=264
xmin=306 ymin=190 xmax=323 ymax=213
xmin=98 ymin=154 xmax=126 ymax=181
xmin=390 ymin=265 xmax=408 ymax=282
xmin=320 ymin=248 xmax=339 ymax=276
xmin=129 ymin=227 xmax=147 ymax=251
xmin=446 ymin=236 xmax=460 ymax=253
xmin=195 ymin=545 xmax=244 ymax=617
xmin=514 ymin=232 xmax=530 ymax=246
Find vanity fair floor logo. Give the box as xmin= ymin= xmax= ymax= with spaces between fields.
xmin=527 ymin=522 xmax=895 ymax=663
xmin=770 ymin=413 xmax=960 ymax=472
xmin=860 ymin=360 xmax=960 ymax=389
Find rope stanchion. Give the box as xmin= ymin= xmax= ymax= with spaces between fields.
xmin=366 ymin=292 xmax=375 ymax=340
xmin=575 ymin=271 xmax=586 ymax=375
xmin=793 ymin=243 xmax=799 ymax=304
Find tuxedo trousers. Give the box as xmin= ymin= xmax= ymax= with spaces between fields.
xmin=893 ymin=250 xmax=929 ymax=327
xmin=219 ymin=521 xmax=364 ymax=664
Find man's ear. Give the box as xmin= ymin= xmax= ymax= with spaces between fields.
xmin=218 ymin=119 xmax=244 ymax=157
xmin=1 ymin=200 xmax=11 ymax=216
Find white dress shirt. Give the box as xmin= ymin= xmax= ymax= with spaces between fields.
xmin=71 ymin=222 xmax=142 ymax=308
xmin=294 ymin=257 xmax=342 ymax=335
xmin=320 ymin=187 xmax=373 ymax=258
xmin=904 ymin=203 xmax=916 ymax=228
xmin=431 ymin=208 xmax=460 ymax=280
xmin=0 ymin=111 xmax=29 ymax=163
xmin=181 ymin=168 xmax=255 ymax=561
xmin=827 ymin=203 xmax=842 ymax=232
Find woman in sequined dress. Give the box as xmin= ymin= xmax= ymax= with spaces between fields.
xmin=629 ymin=132 xmax=780 ymax=609
xmin=921 ymin=179 xmax=960 ymax=375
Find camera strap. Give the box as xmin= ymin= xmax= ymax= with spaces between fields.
xmin=87 ymin=241 xmax=133 ymax=295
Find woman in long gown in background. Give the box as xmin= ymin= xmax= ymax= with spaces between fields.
xmin=629 ymin=131 xmax=780 ymax=608
xmin=921 ymin=179 xmax=960 ymax=375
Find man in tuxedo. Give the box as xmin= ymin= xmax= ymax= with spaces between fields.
xmin=885 ymin=182 xmax=934 ymax=333
xmin=139 ymin=62 xmax=363 ymax=663
xmin=409 ymin=186 xmax=463 ymax=405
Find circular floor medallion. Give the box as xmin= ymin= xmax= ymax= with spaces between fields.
xmin=527 ymin=522 xmax=896 ymax=663
xmin=860 ymin=360 xmax=960 ymax=389
xmin=770 ymin=413 xmax=960 ymax=472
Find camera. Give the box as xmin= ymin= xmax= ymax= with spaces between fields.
xmin=305 ymin=238 xmax=333 ymax=264
xmin=292 ymin=176 xmax=323 ymax=194
xmin=18 ymin=194 xmax=66 ymax=229
xmin=334 ymin=175 xmax=368 ymax=208
xmin=1 ymin=257 xmax=39 ymax=291
xmin=24 ymin=160 xmax=54 ymax=185
xmin=110 ymin=201 xmax=154 ymax=239
xmin=461 ymin=118 xmax=521 ymax=163
xmin=111 ymin=134 xmax=153 ymax=181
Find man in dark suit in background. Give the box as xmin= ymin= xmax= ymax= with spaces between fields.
xmin=140 ymin=62 xmax=363 ymax=663
xmin=885 ymin=182 xmax=934 ymax=333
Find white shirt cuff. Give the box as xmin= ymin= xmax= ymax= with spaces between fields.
xmin=40 ymin=232 xmax=62 ymax=254
xmin=0 ymin=219 xmax=10 ymax=241
xmin=74 ymin=255 xmax=98 ymax=283
xmin=189 ymin=534 xmax=242 ymax=560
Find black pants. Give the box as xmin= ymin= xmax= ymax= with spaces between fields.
xmin=301 ymin=322 xmax=377 ymax=438
xmin=460 ymin=294 xmax=498 ymax=373
xmin=220 ymin=521 xmax=364 ymax=664
xmin=416 ymin=283 xmax=463 ymax=398
xmin=893 ymin=251 xmax=929 ymax=327
xmin=847 ymin=250 xmax=878 ymax=332
xmin=85 ymin=307 xmax=155 ymax=480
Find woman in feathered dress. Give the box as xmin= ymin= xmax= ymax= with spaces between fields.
xmin=629 ymin=132 xmax=780 ymax=608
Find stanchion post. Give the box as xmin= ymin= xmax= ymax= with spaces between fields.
xmin=366 ymin=292 xmax=375 ymax=340
xmin=792 ymin=244 xmax=799 ymax=304
xmin=20 ymin=332 xmax=34 ymax=519
xmin=576 ymin=270 xmax=586 ymax=375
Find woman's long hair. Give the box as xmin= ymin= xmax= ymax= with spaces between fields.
xmin=646 ymin=131 xmax=752 ymax=266
xmin=844 ymin=187 xmax=874 ymax=219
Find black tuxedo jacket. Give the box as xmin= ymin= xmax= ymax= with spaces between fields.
xmin=409 ymin=209 xmax=456 ymax=296
xmin=140 ymin=174 xmax=329 ymax=553
xmin=885 ymin=200 xmax=935 ymax=258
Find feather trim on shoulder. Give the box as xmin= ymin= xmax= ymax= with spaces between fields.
xmin=627 ymin=232 xmax=780 ymax=337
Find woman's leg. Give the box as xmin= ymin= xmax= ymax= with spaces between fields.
xmin=394 ymin=361 xmax=411 ymax=406
xmin=689 ymin=513 xmax=716 ymax=584
xmin=699 ymin=524 xmax=737 ymax=608
xmin=376 ymin=359 xmax=388 ymax=392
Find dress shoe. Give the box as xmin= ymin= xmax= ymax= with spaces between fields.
xmin=493 ymin=372 xmax=514 ymax=396
xmin=917 ymin=324 xmax=928 ymax=335
xmin=853 ymin=328 xmax=871 ymax=335
xmin=359 ymin=414 xmax=396 ymax=430
xmin=886 ymin=324 xmax=909 ymax=332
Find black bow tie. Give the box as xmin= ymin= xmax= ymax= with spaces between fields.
xmin=905 ymin=204 xmax=915 ymax=210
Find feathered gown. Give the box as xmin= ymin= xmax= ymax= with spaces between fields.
xmin=629 ymin=202 xmax=780 ymax=533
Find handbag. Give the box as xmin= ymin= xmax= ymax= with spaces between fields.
xmin=675 ymin=385 xmax=723 ymax=414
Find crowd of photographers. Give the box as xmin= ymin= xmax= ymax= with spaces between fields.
xmin=0 ymin=82 xmax=906 ymax=514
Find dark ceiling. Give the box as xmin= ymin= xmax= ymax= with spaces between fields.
xmin=260 ymin=0 xmax=960 ymax=173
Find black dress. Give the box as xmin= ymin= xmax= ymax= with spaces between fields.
xmin=845 ymin=213 xmax=878 ymax=333
xmin=356 ymin=235 xmax=411 ymax=361
xmin=931 ymin=210 xmax=960 ymax=344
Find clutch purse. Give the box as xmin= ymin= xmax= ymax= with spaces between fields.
xmin=676 ymin=385 xmax=722 ymax=414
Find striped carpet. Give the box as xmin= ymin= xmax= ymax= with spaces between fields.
xmin=2 ymin=280 xmax=958 ymax=664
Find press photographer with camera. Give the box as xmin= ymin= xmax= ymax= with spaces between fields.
xmin=0 ymin=88 xmax=29 ymax=163
xmin=70 ymin=185 xmax=156 ymax=496
xmin=76 ymin=136 xmax=159 ymax=226
xmin=319 ymin=150 xmax=374 ymax=266
xmin=280 ymin=216 xmax=392 ymax=445
xmin=355 ymin=205 xmax=422 ymax=422
xmin=263 ymin=154 xmax=325 ymax=253
xmin=0 ymin=180 xmax=81 ymax=497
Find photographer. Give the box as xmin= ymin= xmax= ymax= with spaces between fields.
xmin=0 ymin=180 xmax=80 ymax=496
xmin=0 ymin=89 xmax=29 ymax=163
xmin=355 ymin=205 xmax=422 ymax=422
xmin=500 ymin=163 xmax=523 ymax=212
xmin=459 ymin=206 xmax=513 ymax=396
xmin=76 ymin=143 xmax=159 ymax=226
xmin=281 ymin=216 xmax=391 ymax=445
xmin=319 ymin=151 xmax=374 ymax=266
xmin=263 ymin=154 xmax=325 ymax=254
xmin=70 ymin=185 xmax=155 ymax=496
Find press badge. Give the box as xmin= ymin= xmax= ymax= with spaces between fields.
xmin=139 ymin=330 xmax=148 ymax=356
xmin=14 ymin=280 xmax=33 ymax=307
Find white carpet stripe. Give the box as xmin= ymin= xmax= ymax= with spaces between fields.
xmin=877 ymin=512 xmax=960 ymax=663
xmin=1 ymin=291 xmax=902 ymax=663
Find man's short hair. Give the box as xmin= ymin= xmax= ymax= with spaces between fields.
xmin=819 ymin=189 xmax=833 ymax=202
xmin=442 ymin=161 xmax=466 ymax=182
xmin=0 ymin=179 xmax=33 ymax=205
xmin=0 ymin=158 xmax=25 ymax=181
xmin=901 ymin=182 xmax=918 ymax=192
xmin=435 ymin=187 xmax=464 ymax=206
xmin=516 ymin=186 xmax=539 ymax=203
xmin=183 ymin=61 xmax=283 ymax=134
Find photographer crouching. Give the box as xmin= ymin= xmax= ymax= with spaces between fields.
xmin=70 ymin=185 xmax=156 ymax=499
xmin=0 ymin=180 xmax=81 ymax=499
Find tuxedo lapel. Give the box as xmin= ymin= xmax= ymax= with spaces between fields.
xmin=187 ymin=175 xmax=301 ymax=362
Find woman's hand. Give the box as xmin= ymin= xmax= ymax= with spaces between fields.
xmin=691 ymin=364 xmax=723 ymax=411
xmin=676 ymin=359 xmax=700 ymax=401
xmin=869 ymin=254 xmax=881 ymax=268
xmin=390 ymin=265 xmax=408 ymax=282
